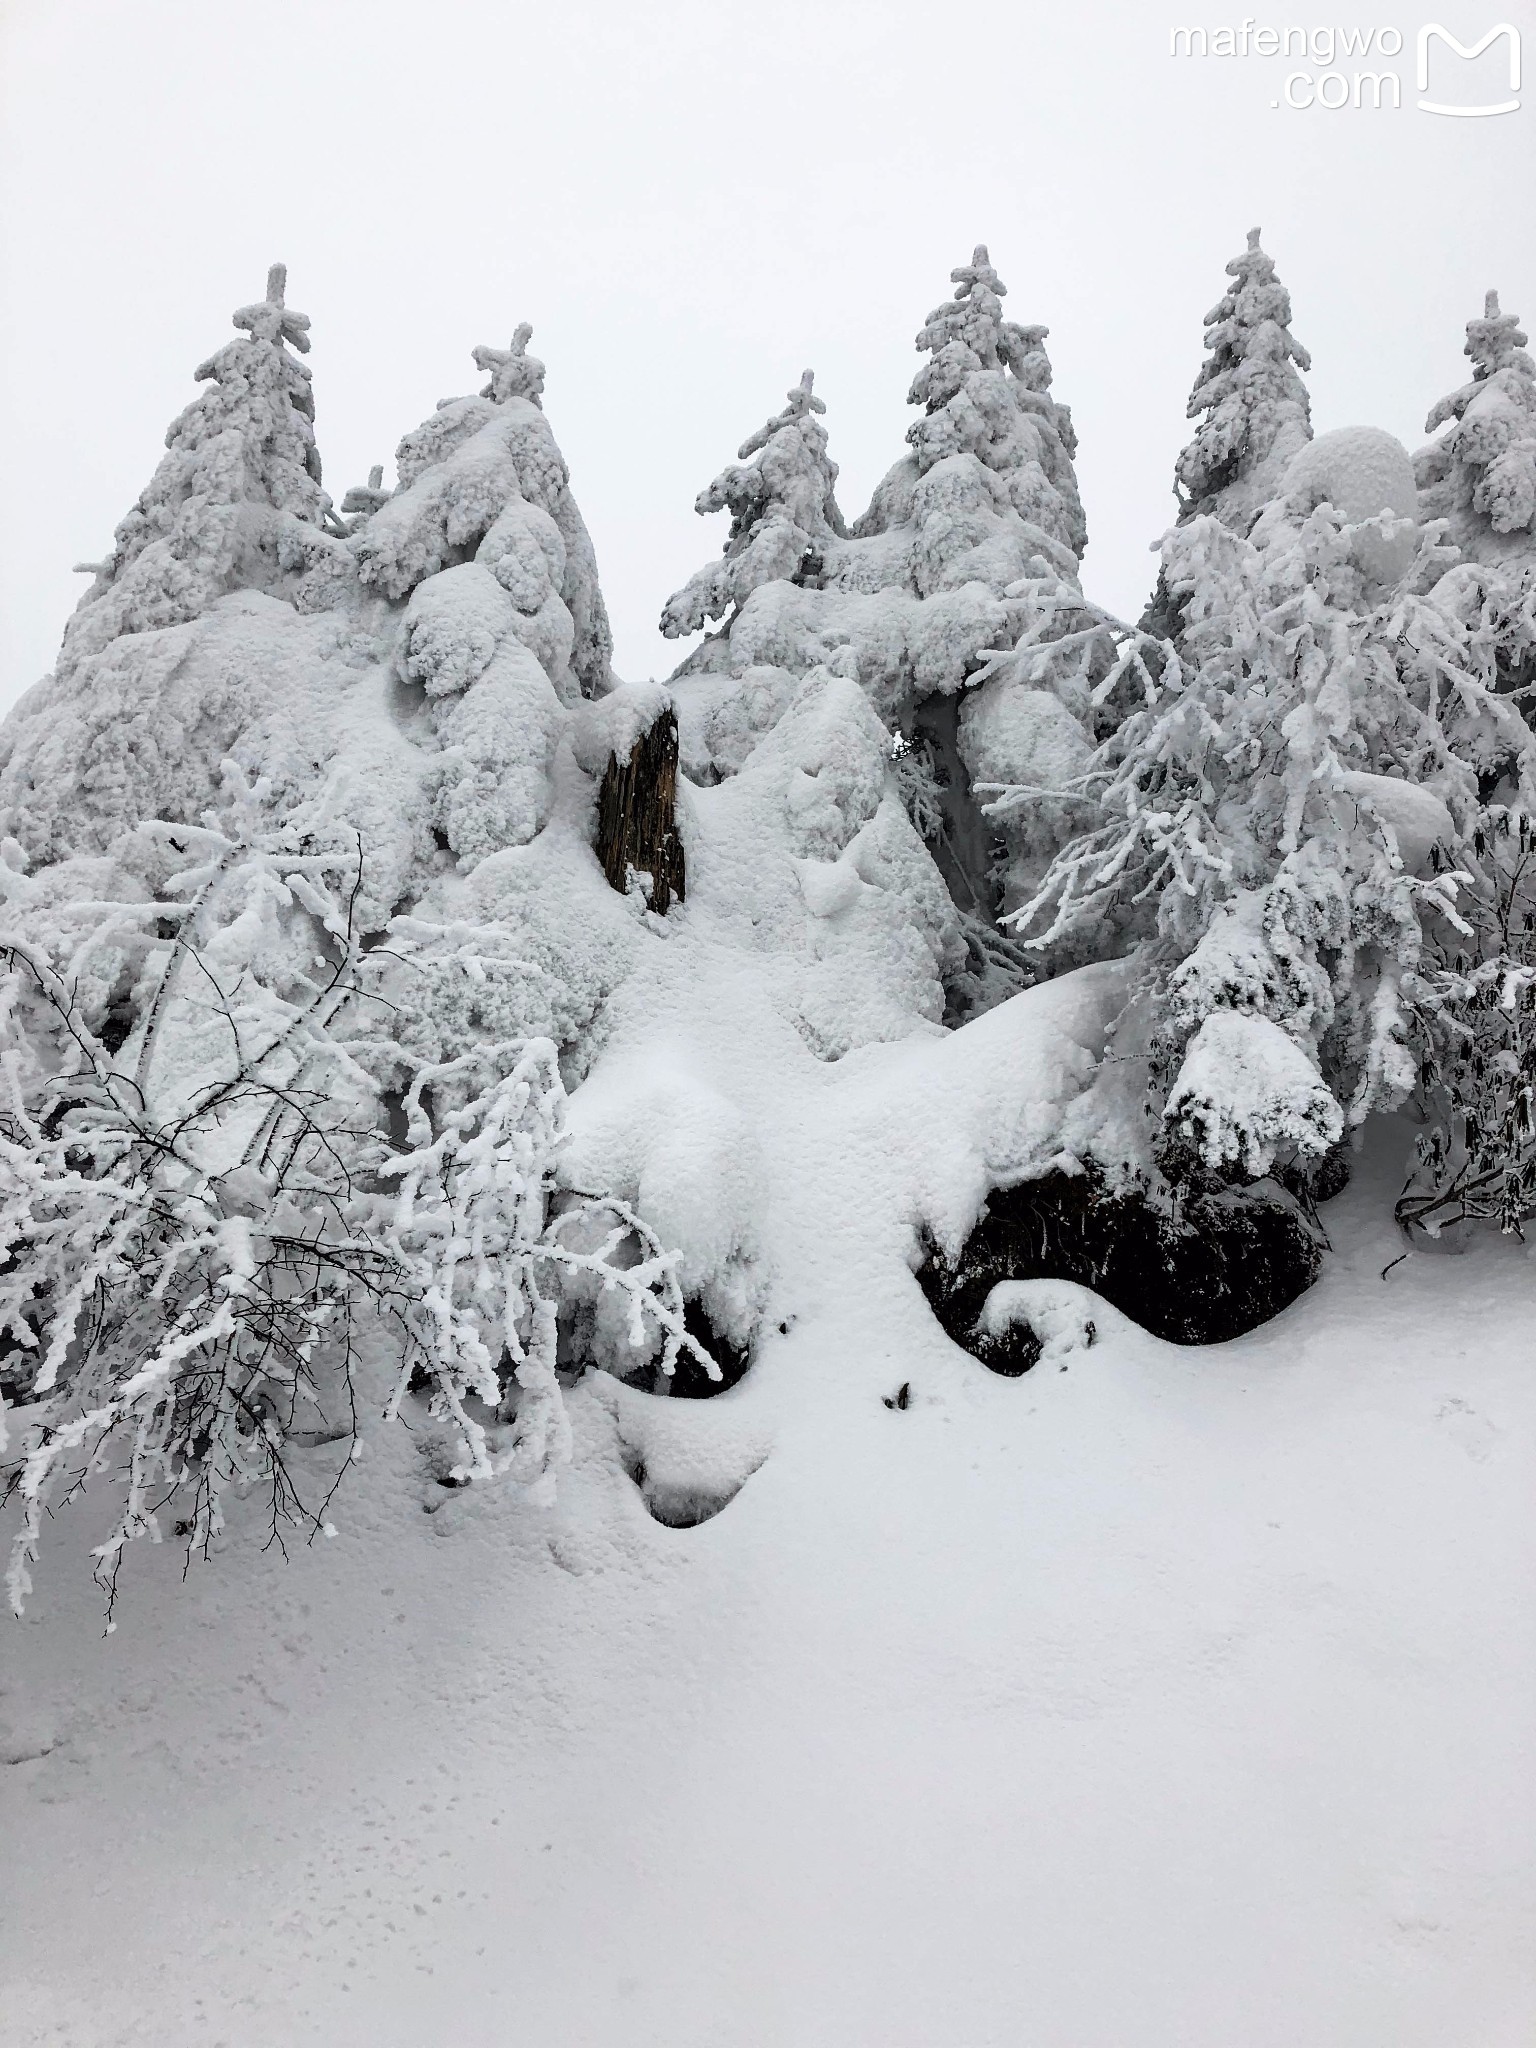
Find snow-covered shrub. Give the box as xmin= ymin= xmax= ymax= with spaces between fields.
xmin=0 ymin=778 xmax=710 ymax=1615
xmin=1163 ymin=1010 xmax=1344 ymax=1179
xmin=1399 ymin=807 xmax=1536 ymax=1239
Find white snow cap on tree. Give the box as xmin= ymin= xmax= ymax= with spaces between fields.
xmin=1174 ymin=229 xmax=1312 ymax=534
xmin=1250 ymin=427 xmax=1421 ymax=594
xmin=1415 ymin=291 xmax=1536 ymax=567
xmin=660 ymin=370 xmax=845 ymax=639
xmin=59 ymin=264 xmax=333 ymax=676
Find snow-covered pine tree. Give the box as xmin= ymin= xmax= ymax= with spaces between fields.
xmin=658 ymin=248 xmax=1116 ymax=1013
xmin=351 ymin=320 xmax=613 ymax=702
xmin=1009 ymin=499 xmax=1534 ymax=1204
xmin=893 ymin=242 xmax=1087 ymax=568
xmin=1172 ymin=228 xmax=1313 ymax=535
xmin=1416 ymin=291 xmax=1536 ymax=569
xmin=876 ymin=245 xmax=1122 ymax=974
xmin=60 ymin=265 xmax=334 ymax=677
xmin=660 ymin=371 xmax=845 ymax=641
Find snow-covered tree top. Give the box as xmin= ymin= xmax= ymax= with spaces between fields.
xmin=1417 ymin=289 xmax=1536 ymax=558
xmin=659 ymin=369 xmax=844 ymax=639
xmin=901 ymin=244 xmax=1087 ymax=562
xmin=1174 ymin=227 xmax=1312 ymax=532
xmin=702 ymin=369 xmax=840 ymax=531
xmin=912 ymin=245 xmax=1010 ymax=368
xmin=739 ymin=369 xmax=825 ymax=454
xmin=473 ymin=322 xmax=547 ymax=408
xmin=1458 ymin=291 xmax=1531 ymax=390
xmin=340 ymin=463 xmax=391 ymax=525
xmin=52 ymin=262 xmax=332 ymax=677
xmin=227 ymin=262 xmax=313 ymax=355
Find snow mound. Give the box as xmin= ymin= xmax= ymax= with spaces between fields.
xmin=975 ymin=1276 xmax=1134 ymax=1369
xmin=1265 ymin=426 xmax=1420 ymax=588
xmin=562 ymin=1047 xmax=772 ymax=1356
xmin=1334 ymin=770 xmax=1452 ymax=874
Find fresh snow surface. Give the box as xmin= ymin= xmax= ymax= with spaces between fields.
xmin=2 ymin=1089 xmax=1532 ymax=2048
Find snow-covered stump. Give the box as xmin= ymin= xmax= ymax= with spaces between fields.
xmin=595 ymin=706 xmax=686 ymax=914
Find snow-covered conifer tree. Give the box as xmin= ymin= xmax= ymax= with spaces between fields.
xmin=61 ymin=266 xmax=334 ymax=676
xmin=1172 ymin=229 xmax=1312 ymax=534
xmin=890 ymin=243 xmax=1087 ymax=570
xmin=658 ymin=249 xmax=1114 ymax=1008
xmin=1416 ymin=291 xmax=1536 ymax=569
xmin=660 ymin=371 xmax=845 ymax=640
xmin=1008 ymin=501 xmax=1534 ymax=1197
xmin=351 ymin=321 xmax=613 ymax=700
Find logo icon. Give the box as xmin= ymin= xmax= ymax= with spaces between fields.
xmin=1417 ymin=22 xmax=1521 ymax=115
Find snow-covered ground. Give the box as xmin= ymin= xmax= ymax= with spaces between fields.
xmin=4 ymin=1099 xmax=1532 ymax=2048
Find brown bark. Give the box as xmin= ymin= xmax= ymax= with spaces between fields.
xmin=595 ymin=708 xmax=686 ymax=914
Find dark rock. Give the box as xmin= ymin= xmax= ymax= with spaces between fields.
xmin=918 ymin=1166 xmax=1324 ymax=1365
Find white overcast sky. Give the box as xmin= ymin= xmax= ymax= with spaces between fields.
xmin=1 ymin=0 xmax=1533 ymax=706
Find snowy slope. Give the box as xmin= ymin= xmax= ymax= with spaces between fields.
xmin=3 ymin=1097 xmax=1531 ymax=2048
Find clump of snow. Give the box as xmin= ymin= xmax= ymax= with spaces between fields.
xmin=399 ymin=562 xmax=519 ymax=695
xmin=1165 ymin=1009 xmax=1343 ymax=1176
xmin=1253 ymin=427 xmax=1420 ymax=591
xmin=562 ymin=1050 xmax=772 ymax=1357
xmin=1334 ymin=770 xmax=1452 ymax=875
xmin=975 ymin=1276 xmax=1127 ymax=1369
xmin=571 ymin=679 xmax=674 ymax=778
xmin=428 ymin=641 xmax=568 ymax=864
xmin=670 ymin=664 xmax=799 ymax=783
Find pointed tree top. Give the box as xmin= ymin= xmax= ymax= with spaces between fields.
xmin=735 ymin=368 xmax=832 ymax=458
xmin=473 ymin=321 xmax=547 ymax=406
xmin=341 ymin=464 xmax=391 ymax=520
xmin=231 ymin=262 xmax=312 ymax=353
xmin=1459 ymin=288 xmax=1530 ymax=380
xmin=951 ymin=245 xmax=1006 ymax=300
xmin=785 ymin=369 xmax=825 ymax=418
xmin=1247 ymin=226 xmax=1262 ymax=251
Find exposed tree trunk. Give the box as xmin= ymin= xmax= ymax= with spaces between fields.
xmin=911 ymin=692 xmax=999 ymax=921
xmin=596 ymin=708 xmax=686 ymax=914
